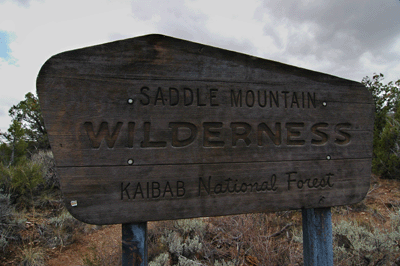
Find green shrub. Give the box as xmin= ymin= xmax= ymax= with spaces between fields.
xmin=0 ymin=159 xmax=44 ymax=211
xmin=373 ymin=109 xmax=400 ymax=178
xmin=362 ymin=74 xmax=400 ymax=179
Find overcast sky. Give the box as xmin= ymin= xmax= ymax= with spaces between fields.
xmin=1 ymin=0 xmax=400 ymax=133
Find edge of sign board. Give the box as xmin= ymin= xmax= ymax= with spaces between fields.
xmin=37 ymin=34 xmax=371 ymax=89
xmin=36 ymin=34 xmax=374 ymax=224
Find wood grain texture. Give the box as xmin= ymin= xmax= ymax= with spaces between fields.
xmin=36 ymin=34 xmax=374 ymax=224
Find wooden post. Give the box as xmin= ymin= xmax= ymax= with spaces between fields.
xmin=302 ymin=208 xmax=333 ymax=266
xmin=122 ymin=222 xmax=148 ymax=266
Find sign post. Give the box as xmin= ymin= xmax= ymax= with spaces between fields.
xmin=122 ymin=222 xmax=147 ymax=266
xmin=37 ymin=34 xmax=374 ymax=264
xmin=303 ymin=208 xmax=333 ymax=265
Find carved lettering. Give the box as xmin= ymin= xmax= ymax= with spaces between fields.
xmin=258 ymin=90 xmax=267 ymax=107
xmin=135 ymin=86 xmax=317 ymax=109
xmin=311 ymin=123 xmax=329 ymax=145
xmin=308 ymin=92 xmax=316 ymax=108
xmin=136 ymin=86 xmax=223 ymax=107
xmin=140 ymin=86 xmax=150 ymax=105
xmin=141 ymin=122 xmax=167 ymax=148
xmin=197 ymin=88 xmax=206 ymax=106
xmin=270 ymin=91 xmax=279 ymax=107
xmin=184 ymin=88 xmax=193 ymax=106
xmin=230 ymin=122 xmax=252 ymax=146
xmin=257 ymin=122 xmax=281 ymax=146
xmin=84 ymin=121 xmax=123 ymax=148
xmin=169 ymin=122 xmax=198 ymax=147
xmin=334 ymin=123 xmax=352 ymax=145
xmin=199 ymin=175 xmax=278 ymax=196
xmin=291 ymin=92 xmax=299 ymax=108
xmin=84 ymin=121 xmax=352 ymax=149
xmin=227 ymin=89 xmax=316 ymax=108
xmin=169 ymin=87 xmax=179 ymax=106
xmin=154 ymin=87 xmax=165 ymax=105
xmin=282 ymin=91 xmax=289 ymax=108
xmin=286 ymin=122 xmax=305 ymax=146
xmin=210 ymin=88 xmax=219 ymax=106
xmin=121 ymin=182 xmax=130 ymax=199
xmin=286 ymin=172 xmax=334 ymax=190
xmin=163 ymin=181 xmax=173 ymax=197
xmin=127 ymin=122 xmax=135 ymax=148
xmin=134 ymin=182 xmax=144 ymax=199
xmin=177 ymin=181 xmax=185 ymax=197
xmin=231 ymin=89 xmax=242 ymax=107
xmin=121 ymin=181 xmax=186 ymax=200
xmin=203 ymin=122 xmax=225 ymax=147
xmin=246 ymin=90 xmax=255 ymax=107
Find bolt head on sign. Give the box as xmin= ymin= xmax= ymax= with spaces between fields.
xmin=36 ymin=34 xmax=374 ymax=225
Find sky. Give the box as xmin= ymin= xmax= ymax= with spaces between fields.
xmin=1 ymin=0 xmax=400 ymax=133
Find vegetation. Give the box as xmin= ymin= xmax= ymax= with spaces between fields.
xmin=0 ymin=92 xmax=49 ymax=167
xmin=362 ymin=73 xmax=400 ymax=179
xmin=0 ymin=93 xmax=96 ymax=265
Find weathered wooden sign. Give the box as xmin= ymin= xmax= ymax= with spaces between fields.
xmin=36 ymin=34 xmax=374 ymax=225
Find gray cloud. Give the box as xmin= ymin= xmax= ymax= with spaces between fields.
xmin=260 ymin=0 xmax=400 ymax=65
xmin=113 ymin=0 xmax=400 ymax=82
xmin=131 ymin=0 xmax=259 ymax=57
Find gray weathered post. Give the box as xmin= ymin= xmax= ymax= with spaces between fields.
xmin=302 ymin=207 xmax=333 ymax=266
xmin=122 ymin=222 xmax=148 ymax=266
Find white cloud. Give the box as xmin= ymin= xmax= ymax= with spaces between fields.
xmin=0 ymin=0 xmax=145 ymax=132
xmin=1 ymin=0 xmax=400 ymax=133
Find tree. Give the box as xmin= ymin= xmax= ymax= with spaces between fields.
xmin=362 ymin=74 xmax=400 ymax=178
xmin=0 ymin=120 xmax=28 ymax=166
xmin=0 ymin=92 xmax=49 ymax=166
xmin=8 ymin=92 xmax=49 ymax=151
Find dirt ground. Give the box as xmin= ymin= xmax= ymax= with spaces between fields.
xmin=46 ymin=224 xmax=121 ymax=266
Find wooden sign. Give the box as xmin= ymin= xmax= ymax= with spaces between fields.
xmin=36 ymin=34 xmax=374 ymax=225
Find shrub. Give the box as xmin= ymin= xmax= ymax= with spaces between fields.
xmin=31 ymin=150 xmax=59 ymax=190
xmin=43 ymin=209 xmax=85 ymax=248
xmin=362 ymin=74 xmax=400 ymax=179
xmin=373 ymin=109 xmax=400 ymax=178
xmin=149 ymin=252 xmax=170 ymax=266
xmin=214 ymin=260 xmax=235 ymax=266
xmin=333 ymin=219 xmax=400 ymax=265
xmin=16 ymin=245 xmax=46 ymax=266
xmin=149 ymin=219 xmax=208 ymax=265
xmin=0 ymin=158 xmax=44 ymax=212
xmin=0 ymin=194 xmax=14 ymax=250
